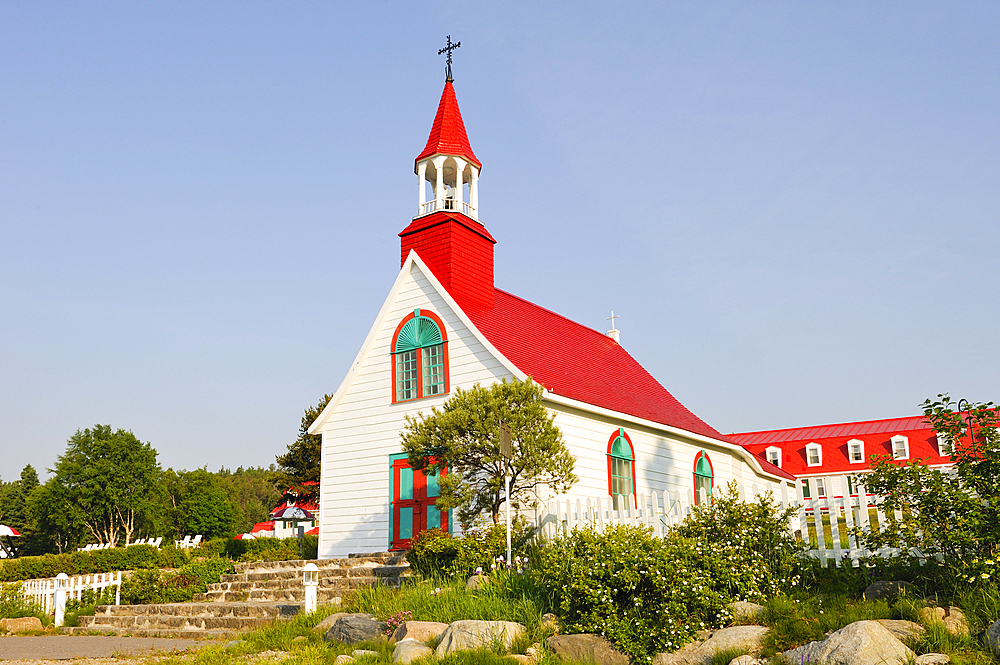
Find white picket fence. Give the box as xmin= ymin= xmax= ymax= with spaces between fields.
xmin=535 ymin=475 xmax=912 ymax=568
xmin=21 ymin=571 xmax=122 ymax=613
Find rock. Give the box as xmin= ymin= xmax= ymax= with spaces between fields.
xmin=875 ymin=620 xmax=924 ymax=642
xmin=435 ymin=620 xmax=526 ymax=657
xmin=541 ymin=613 xmax=560 ymax=634
xmin=547 ymin=634 xmax=629 ymax=665
xmin=466 ymin=573 xmax=490 ymax=591
xmin=783 ymin=620 xmax=915 ymax=665
xmin=919 ymin=606 xmax=969 ymax=636
xmin=730 ymin=601 xmax=765 ymax=623
xmin=292 ymin=636 xmax=308 ymax=643
xmin=915 ymin=654 xmax=950 ymax=665
xmin=325 ymin=614 xmax=389 ymax=645
xmin=988 ymin=620 xmax=1000 ymax=660
xmin=730 ymin=656 xmax=759 ymax=665
xmin=352 ymin=649 xmax=379 ymax=657
xmin=0 ymin=617 xmax=44 ymax=634
xmin=391 ymin=620 xmax=449 ymax=643
xmin=393 ymin=639 xmax=434 ymax=664
xmin=334 ymin=656 xmax=356 ymax=665
xmin=864 ymin=581 xmax=914 ymax=602
xmin=316 ymin=612 xmax=351 ymax=633
xmin=654 ymin=626 xmax=770 ymax=665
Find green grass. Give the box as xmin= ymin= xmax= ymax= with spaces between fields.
xmin=759 ymin=595 xmax=893 ymax=656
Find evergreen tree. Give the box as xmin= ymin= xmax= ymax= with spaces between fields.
xmin=272 ymin=394 xmax=332 ymax=500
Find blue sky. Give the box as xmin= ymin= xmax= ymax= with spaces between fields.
xmin=2 ymin=2 xmax=998 ymax=481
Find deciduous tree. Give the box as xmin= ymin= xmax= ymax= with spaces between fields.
xmin=401 ymin=379 xmax=577 ymax=525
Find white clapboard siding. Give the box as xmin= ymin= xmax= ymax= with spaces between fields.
xmin=21 ymin=571 xmax=122 ymax=613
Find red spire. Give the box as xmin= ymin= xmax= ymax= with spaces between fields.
xmin=415 ymin=81 xmax=481 ymax=170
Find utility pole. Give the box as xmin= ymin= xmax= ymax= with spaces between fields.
xmin=500 ymin=422 xmax=512 ymax=567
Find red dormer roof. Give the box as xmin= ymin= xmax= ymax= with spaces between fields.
xmin=730 ymin=415 xmax=952 ymax=476
xmin=415 ymin=82 xmax=481 ymax=170
xmin=467 ymin=289 xmax=730 ymax=444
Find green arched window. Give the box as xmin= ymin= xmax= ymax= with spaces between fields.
xmin=607 ymin=428 xmax=635 ymax=501
xmin=392 ymin=309 xmax=448 ymax=402
xmin=693 ymin=450 xmax=714 ymax=504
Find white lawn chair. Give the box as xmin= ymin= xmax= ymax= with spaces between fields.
xmin=177 ymin=535 xmax=191 ymax=549
xmin=152 ymin=537 xmax=162 ymax=548
xmin=191 ymin=535 xmax=202 ymax=548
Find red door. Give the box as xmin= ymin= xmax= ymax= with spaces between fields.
xmin=390 ymin=458 xmax=448 ymax=550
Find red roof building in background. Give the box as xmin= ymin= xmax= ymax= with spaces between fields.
xmin=730 ymin=415 xmax=954 ymax=499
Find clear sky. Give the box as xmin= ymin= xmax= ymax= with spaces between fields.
xmin=2 ymin=2 xmax=998 ymax=482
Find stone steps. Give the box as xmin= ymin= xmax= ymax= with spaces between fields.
xmin=60 ymin=552 xmax=408 ymax=637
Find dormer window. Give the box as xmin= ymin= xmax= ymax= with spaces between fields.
xmin=891 ymin=435 xmax=909 ymax=460
xmin=806 ymin=443 xmax=822 ymax=467
xmin=765 ymin=447 xmax=782 ymax=468
xmin=848 ymin=439 xmax=865 ymax=464
xmin=936 ymin=433 xmax=953 ymax=456
xmin=391 ymin=309 xmax=449 ymax=403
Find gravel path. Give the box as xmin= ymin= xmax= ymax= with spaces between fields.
xmin=0 ymin=635 xmax=207 ymax=662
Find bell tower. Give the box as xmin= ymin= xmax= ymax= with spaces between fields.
xmin=400 ymin=39 xmax=495 ymax=313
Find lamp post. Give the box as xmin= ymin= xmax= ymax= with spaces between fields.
xmin=54 ymin=573 xmax=69 ymax=627
xmin=302 ymin=563 xmax=319 ymax=614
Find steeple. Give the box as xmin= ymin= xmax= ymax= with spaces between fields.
xmin=400 ymin=55 xmax=494 ymax=313
xmin=413 ymin=77 xmax=481 ymax=221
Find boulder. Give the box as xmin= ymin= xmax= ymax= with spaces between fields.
xmin=875 ymin=620 xmax=925 ymax=642
xmin=915 ymin=654 xmax=950 ymax=665
xmin=864 ymin=581 xmax=914 ymax=602
xmin=334 ymin=656 xmax=355 ymax=665
xmin=654 ymin=626 xmax=770 ymax=665
xmin=730 ymin=601 xmax=766 ymax=623
xmin=546 ymin=634 xmax=629 ymax=665
xmin=325 ymin=614 xmax=389 ymax=645
xmin=783 ymin=620 xmax=915 ymax=665
xmin=435 ymin=620 xmax=525 ymax=657
xmin=292 ymin=636 xmax=307 ymax=643
xmin=986 ymin=620 xmax=1000 ymax=660
xmin=391 ymin=620 xmax=449 ymax=644
xmin=0 ymin=617 xmax=44 ymax=634
xmin=466 ymin=574 xmax=490 ymax=591
xmin=919 ymin=606 xmax=969 ymax=637
xmin=393 ymin=639 xmax=434 ymax=664
xmin=729 ymin=656 xmax=760 ymax=665
xmin=315 ymin=613 xmax=351 ymax=634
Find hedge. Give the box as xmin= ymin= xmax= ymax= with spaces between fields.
xmin=0 ymin=545 xmax=190 ymax=582
xmin=223 ymin=535 xmax=318 ymax=562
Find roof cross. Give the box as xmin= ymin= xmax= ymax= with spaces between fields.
xmin=438 ymin=35 xmax=461 ymax=82
xmin=607 ymin=311 xmax=620 ymax=332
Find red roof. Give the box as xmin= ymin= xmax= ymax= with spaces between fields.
xmin=250 ymin=521 xmax=274 ymax=533
xmin=730 ymin=415 xmax=952 ymax=476
xmin=467 ymin=289 xmax=730 ymax=444
xmin=415 ymin=82 xmax=481 ymax=169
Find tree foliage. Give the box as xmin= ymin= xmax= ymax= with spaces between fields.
xmin=49 ymin=425 xmax=160 ymax=546
xmin=272 ymin=394 xmax=332 ymax=501
xmin=401 ymin=379 xmax=577 ymax=525
xmin=858 ymin=394 xmax=1000 ymax=584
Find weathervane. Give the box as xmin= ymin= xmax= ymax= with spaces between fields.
xmin=438 ymin=35 xmax=461 ymax=82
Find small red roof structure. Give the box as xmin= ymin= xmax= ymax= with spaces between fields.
xmin=250 ymin=520 xmax=275 ymax=533
xmin=468 ymin=289 xmax=730 ymax=444
xmin=731 ymin=415 xmax=952 ymax=477
xmin=305 ymin=526 xmax=319 ymax=536
xmin=415 ymin=82 xmax=481 ymax=170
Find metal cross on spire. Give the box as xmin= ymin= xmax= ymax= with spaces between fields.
xmin=607 ymin=311 xmax=620 ymax=331
xmin=438 ymin=35 xmax=461 ymax=82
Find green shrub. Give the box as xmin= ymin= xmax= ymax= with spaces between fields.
xmin=532 ymin=523 xmax=729 ymax=663
xmin=63 ymin=587 xmax=117 ymax=627
xmin=223 ymin=535 xmax=317 ymax=562
xmin=120 ymin=557 xmax=234 ymax=604
xmin=667 ymin=482 xmax=804 ymax=602
xmin=0 ymin=544 xmax=196 ymax=582
xmin=0 ymin=582 xmax=48 ymax=623
xmin=408 ymin=521 xmax=533 ymax=579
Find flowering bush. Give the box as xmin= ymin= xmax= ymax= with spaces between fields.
xmin=531 ymin=484 xmax=803 ymax=662
xmin=407 ymin=519 xmax=533 ymax=579
xmin=384 ymin=609 xmax=413 ymax=637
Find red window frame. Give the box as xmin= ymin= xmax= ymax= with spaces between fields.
xmin=693 ymin=450 xmax=715 ymax=505
xmin=606 ymin=429 xmax=637 ymax=508
xmin=390 ymin=309 xmax=450 ymax=404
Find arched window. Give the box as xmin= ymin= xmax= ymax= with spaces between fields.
xmin=693 ymin=450 xmax=714 ymax=504
xmin=391 ymin=309 xmax=449 ymax=403
xmin=607 ymin=428 xmax=636 ymax=505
